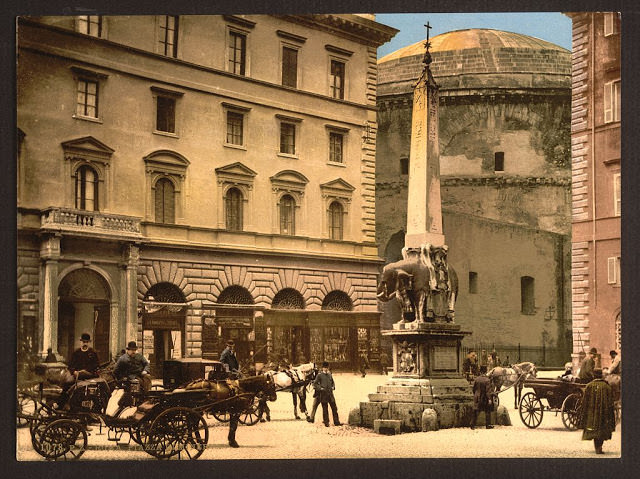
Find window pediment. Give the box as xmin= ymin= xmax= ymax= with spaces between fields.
xmin=62 ymin=136 xmax=115 ymax=165
xmin=144 ymin=150 xmax=190 ymax=177
xmin=270 ymin=170 xmax=308 ymax=195
xmin=320 ymin=178 xmax=355 ymax=198
xmin=216 ymin=162 xmax=257 ymax=188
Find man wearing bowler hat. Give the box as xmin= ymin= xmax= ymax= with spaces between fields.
xmin=114 ymin=341 xmax=151 ymax=392
xmin=59 ymin=332 xmax=100 ymax=407
xmin=579 ymin=347 xmax=598 ymax=383
xmin=68 ymin=332 xmax=100 ymax=380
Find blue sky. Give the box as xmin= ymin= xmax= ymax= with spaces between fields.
xmin=375 ymin=12 xmax=572 ymax=59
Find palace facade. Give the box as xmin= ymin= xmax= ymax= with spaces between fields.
xmin=17 ymin=14 xmax=397 ymax=373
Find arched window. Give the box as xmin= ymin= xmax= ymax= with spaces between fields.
xmin=521 ymin=276 xmax=535 ymax=314
xmin=225 ymin=187 xmax=243 ymax=231
xmin=75 ymin=165 xmax=99 ymax=211
xmin=154 ymin=178 xmax=175 ymax=224
xmin=322 ymin=290 xmax=352 ymax=311
xmin=272 ymin=288 xmax=305 ymax=309
xmin=279 ymin=195 xmax=295 ymax=235
xmin=328 ymin=201 xmax=343 ymax=240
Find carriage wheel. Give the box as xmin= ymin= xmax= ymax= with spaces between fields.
xmin=17 ymin=394 xmax=37 ymax=428
xmin=37 ymin=419 xmax=87 ymax=461
xmin=212 ymin=410 xmax=231 ymax=423
xmin=239 ymin=396 xmax=261 ymax=426
xmin=131 ymin=414 xmax=154 ymax=446
xmin=30 ymin=405 xmax=58 ymax=455
xmin=519 ymin=392 xmax=543 ymax=428
xmin=561 ymin=392 xmax=583 ymax=430
xmin=145 ymin=407 xmax=208 ymax=460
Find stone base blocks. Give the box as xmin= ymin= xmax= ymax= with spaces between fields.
xmin=352 ymin=376 xmax=476 ymax=432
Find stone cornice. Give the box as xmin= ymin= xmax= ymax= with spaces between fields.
xmin=377 ymin=176 xmax=571 ymax=189
xmin=274 ymin=14 xmax=398 ymax=47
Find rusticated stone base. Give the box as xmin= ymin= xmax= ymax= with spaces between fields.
xmin=352 ymin=375 xmax=510 ymax=433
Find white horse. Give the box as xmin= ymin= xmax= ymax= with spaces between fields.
xmin=265 ymin=362 xmax=317 ymax=420
xmin=487 ymin=362 xmax=537 ymax=409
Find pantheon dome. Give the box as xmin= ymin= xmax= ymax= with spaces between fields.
xmin=375 ymin=29 xmax=572 ymax=363
xmin=378 ymin=28 xmax=570 ymax=94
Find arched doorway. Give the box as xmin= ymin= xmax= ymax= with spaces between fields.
xmin=215 ymin=286 xmax=254 ymax=362
xmin=142 ymin=282 xmax=187 ymax=375
xmin=270 ymin=288 xmax=307 ymax=364
xmin=58 ymin=268 xmax=111 ymax=363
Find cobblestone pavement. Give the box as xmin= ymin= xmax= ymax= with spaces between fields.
xmin=16 ymin=370 xmax=621 ymax=461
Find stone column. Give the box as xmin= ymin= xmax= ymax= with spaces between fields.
xmin=405 ymin=55 xmax=445 ymax=248
xmin=122 ymin=243 xmax=140 ymax=346
xmin=40 ymin=235 xmax=61 ymax=356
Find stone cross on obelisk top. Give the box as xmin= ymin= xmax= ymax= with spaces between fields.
xmin=405 ymin=24 xmax=445 ymax=248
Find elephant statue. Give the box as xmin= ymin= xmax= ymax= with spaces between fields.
xmin=377 ymin=243 xmax=458 ymax=323
xmin=377 ymin=257 xmax=432 ymax=323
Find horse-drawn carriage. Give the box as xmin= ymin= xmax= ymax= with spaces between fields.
xmin=518 ymin=377 xmax=586 ymax=430
xmin=20 ymin=360 xmax=276 ymax=461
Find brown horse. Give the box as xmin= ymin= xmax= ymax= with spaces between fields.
xmin=487 ymin=362 xmax=537 ymax=409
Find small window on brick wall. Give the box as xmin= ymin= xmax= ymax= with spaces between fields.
xmin=400 ymin=157 xmax=409 ymax=175
xmin=494 ymin=152 xmax=504 ymax=172
xmin=521 ymin=276 xmax=535 ymax=314
xmin=469 ymin=272 xmax=478 ymax=294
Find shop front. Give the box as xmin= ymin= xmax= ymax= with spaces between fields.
xmin=142 ymin=302 xmax=186 ymax=376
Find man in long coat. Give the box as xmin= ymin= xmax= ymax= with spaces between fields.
xmin=578 ymin=347 xmax=597 ymax=383
xmin=580 ymin=368 xmax=616 ymax=454
xmin=471 ymin=365 xmax=494 ymax=429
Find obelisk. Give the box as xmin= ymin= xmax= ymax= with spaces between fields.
xmin=405 ymin=24 xmax=445 ymax=248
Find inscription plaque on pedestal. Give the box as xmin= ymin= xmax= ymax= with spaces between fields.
xmin=433 ymin=345 xmax=457 ymax=370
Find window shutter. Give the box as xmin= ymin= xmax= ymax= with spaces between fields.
xmin=604 ymin=82 xmax=613 ymax=123
xmin=607 ymin=257 xmax=618 ymax=284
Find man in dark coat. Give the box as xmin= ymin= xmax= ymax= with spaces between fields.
xmin=471 ymin=365 xmax=494 ymax=429
xmin=68 ymin=332 xmax=100 ymax=380
xmin=578 ymin=347 xmax=597 ymax=383
xmin=307 ymin=361 xmax=341 ymax=426
xmin=59 ymin=332 xmax=100 ymax=406
xmin=462 ymin=350 xmax=479 ymax=381
xmin=114 ymin=341 xmax=151 ymax=392
xmin=220 ymin=340 xmax=240 ymax=376
xmin=359 ymin=352 xmax=370 ymax=377
xmin=580 ymin=368 xmax=616 ymax=454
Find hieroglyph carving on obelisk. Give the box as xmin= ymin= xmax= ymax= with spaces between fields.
xmin=405 ymin=23 xmax=445 ymax=248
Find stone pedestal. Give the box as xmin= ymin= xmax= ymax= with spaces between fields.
xmin=350 ymin=322 xmax=480 ymax=432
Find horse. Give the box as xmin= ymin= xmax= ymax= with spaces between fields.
xmin=264 ymin=362 xmax=317 ymax=420
xmin=487 ymin=362 xmax=537 ymax=409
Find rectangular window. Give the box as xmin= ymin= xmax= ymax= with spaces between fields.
xmin=469 ymin=272 xmax=478 ymax=294
xmin=604 ymin=12 xmax=620 ymax=36
xmin=229 ymin=31 xmax=246 ymax=75
xmin=77 ymin=16 xmax=102 ymax=37
xmin=329 ymin=132 xmax=343 ymax=163
xmin=76 ymin=79 xmax=98 ymax=118
xmin=607 ymin=256 xmax=620 ymax=285
xmin=156 ymin=96 xmax=176 ymax=133
xmin=614 ymin=173 xmax=621 ymax=216
xmin=330 ymin=60 xmax=345 ymax=99
xmin=159 ymin=16 xmax=179 ymax=57
xmin=226 ymin=111 xmax=244 ymax=145
xmin=400 ymin=157 xmax=409 ymax=175
xmin=280 ymin=123 xmax=296 ymax=155
xmin=282 ymin=46 xmax=298 ymax=88
xmin=521 ymin=276 xmax=535 ymax=315
xmin=604 ymin=80 xmax=621 ymax=123
xmin=494 ymin=152 xmax=505 ymax=172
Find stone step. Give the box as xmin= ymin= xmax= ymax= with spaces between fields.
xmin=368 ymin=392 xmax=434 ymax=403
xmin=377 ymin=385 xmax=430 ymax=394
